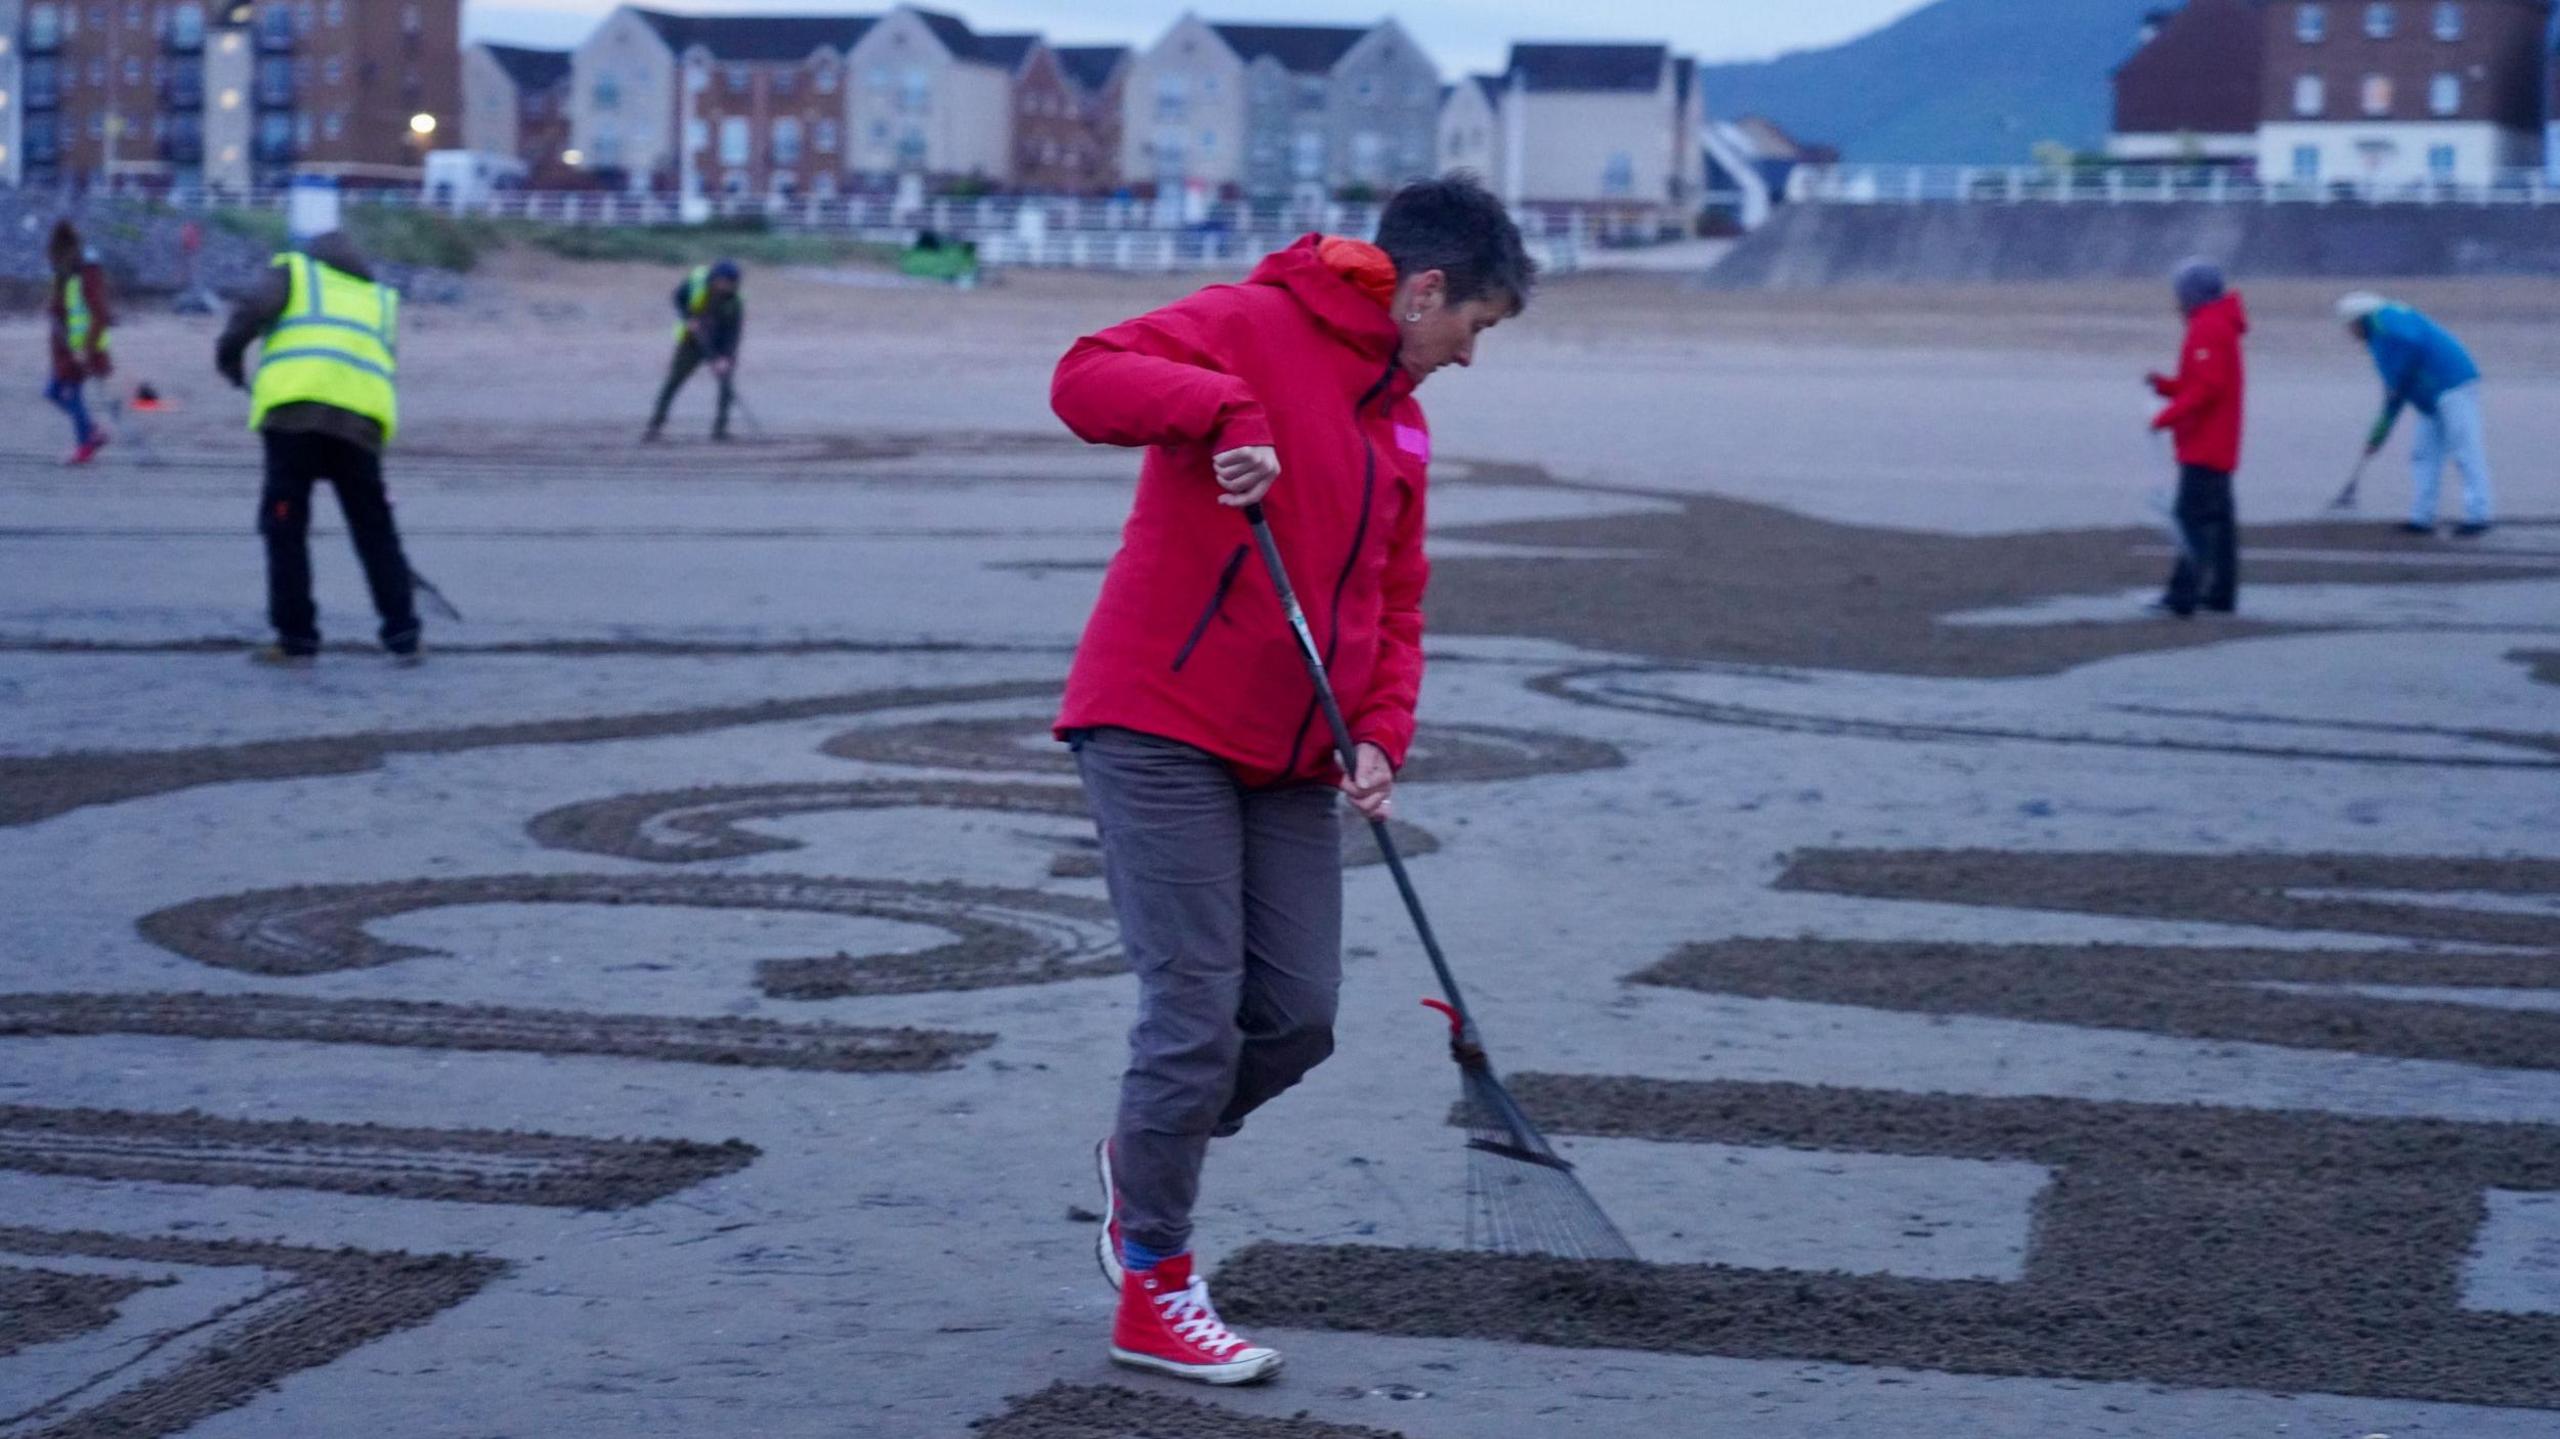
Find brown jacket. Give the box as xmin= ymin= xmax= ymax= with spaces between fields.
xmin=215 ymin=232 xmax=389 ymax=454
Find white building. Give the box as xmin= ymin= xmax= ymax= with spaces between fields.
xmin=1438 ymin=73 xmax=1503 ymax=183
xmin=1490 ymin=43 xmax=1701 ymax=229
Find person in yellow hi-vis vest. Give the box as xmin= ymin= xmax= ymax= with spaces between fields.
xmin=644 ymin=259 xmax=743 ymax=443
xmin=45 ymin=221 xmax=116 ymax=466
xmin=216 ymin=232 xmax=422 ymax=668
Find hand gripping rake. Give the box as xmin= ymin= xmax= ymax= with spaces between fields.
xmin=1242 ymin=503 xmax=1635 ymax=1262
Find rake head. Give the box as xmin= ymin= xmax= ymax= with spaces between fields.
xmin=1426 ymin=1000 xmax=1636 ymax=1262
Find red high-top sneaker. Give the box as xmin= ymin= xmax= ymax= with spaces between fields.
xmin=1093 ymin=1138 xmax=1124 ymax=1290
xmin=1109 ymin=1252 xmax=1281 ymax=1386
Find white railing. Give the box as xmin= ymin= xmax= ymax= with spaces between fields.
xmin=47 ymin=183 xmax=1591 ymax=272
xmin=1787 ymin=163 xmax=2560 ymax=207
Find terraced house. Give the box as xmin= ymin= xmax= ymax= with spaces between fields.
xmin=461 ymin=41 xmax=572 ymax=185
xmin=1009 ymin=40 xmax=1126 ymax=193
xmin=2259 ymin=0 xmax=2554 ymax=185
xmin=841 ymin=4 xmax=1022 ymax=183
xmin=7 ymin=0 xmax=459 ymax=190
xmin=1123 ymin=15 xmax=1439 ymax=203
xmin=568 ymin=8 xmax=870 ymax=196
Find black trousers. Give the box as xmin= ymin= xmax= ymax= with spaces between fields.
xmin=2164 ymin=463 xmax=2239 ymax=615
xmin=649 ymin=339 xmax=734 ymax=435
xmin=259 ymin=429 xmax=419 ymax=654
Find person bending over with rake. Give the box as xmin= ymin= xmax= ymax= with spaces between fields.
xmin=1051 ymin=174 xmax=1533 ymax=1386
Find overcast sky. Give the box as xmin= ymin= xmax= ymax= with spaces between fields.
xmin=464 ymin=0 xmax=1941 ymax=74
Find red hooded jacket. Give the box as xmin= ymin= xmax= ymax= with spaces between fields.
xmin=2150 ymin=292 xmax=2247 ymax=473
xmin=1052 ymin=235 xmax=1429 ymax=787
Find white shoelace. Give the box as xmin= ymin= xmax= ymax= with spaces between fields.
xmin=1155 ymin=1277 xmax=1249 ymax=1356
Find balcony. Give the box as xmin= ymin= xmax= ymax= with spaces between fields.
xmin=163 ymin=71 xmax=207 ymax=109
xmin=255 ymin=136 xmax=296 ymax=165
xmin=256 ymin=11 xmax=296 ymax=52
xmin=161 ymin=135 xmax=206 ymax=164
xmin=24 ymin=70 xmax=61 ymax=110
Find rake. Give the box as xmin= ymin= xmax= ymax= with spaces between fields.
xmin=1242 ymin=503 xmax=1635 ymax=1263
xmin=2327 ymin=452 xmax=2373 ymax=513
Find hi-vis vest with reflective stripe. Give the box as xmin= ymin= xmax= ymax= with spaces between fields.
xmin=64 ymin=273 xmax=106 ymax=353
xmin=250 ymin=253 xmax=399 ymax=442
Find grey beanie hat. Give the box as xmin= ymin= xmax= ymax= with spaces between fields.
xmin=2172 ymin=257 xmax=2227 ymax=313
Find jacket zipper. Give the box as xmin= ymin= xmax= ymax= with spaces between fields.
xmin=1285 ymin=356 xmax=1402 ymax=774
xmin=1171 ymin=543 xmax=1250 ymax=672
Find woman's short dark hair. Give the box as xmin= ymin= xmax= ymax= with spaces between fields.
xmin=1375 ymin=173 xmax=1536 ymax=315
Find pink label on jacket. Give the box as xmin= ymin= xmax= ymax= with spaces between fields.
xmin=1393 ymin=423 xmax=1430 ymax=462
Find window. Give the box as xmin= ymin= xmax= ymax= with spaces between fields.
xmin=2361 ymin=73 xmax=2393 ymax=114
xmin=719 ymin=115 xmax=748 ymax=165
xmin=1602 ymin=150 xmax=1634 ymax=195
xmin=1291 ymin=128 xmax=1322 ymax=179
xmin=2296 ymin=3 xmax=2326 ymax=41
xmin=322 ymin=109 xmax=341 ymax=140
xmin=2365 ymin=3 xmax=2394 ymax=38
xmin=2293 ymin=73 xmax=2325 ymax=114
xmin=725 ymin=65 xmax=747 ymax=94
xmin=2427 ymin=143 xmax=2456 ymax=177
xmin=2433 ymin=1 xmax=2463 ymax=38
xmin=168 ymin=3 xmax=202 ymax=48
xmin=324 ymin=0 xmax=342 ymax=26
xmin=685 ymin=117 xmax=707 ymax=150
xmin=404 ymin=3 xmax=423 ymax=35
xmin=1153 ymin=74 xmax=1185 ymax=121
xmin=815 ymin=119 xmax=837 ymax=153
xmin=1350 ymin=130 xmax=1383 ymax=180
xmin=2292 ymin=144 xmax=2321 ymax=180
xmin=898 ymin=69 xmax=929 ymax=114
xmin=1198 ymin=127 xmax=1214 ymax=154
xmin=814 ymin=65 xmax=837 ymax=94
xmin=2430 ymin=72 xmax=2460 ymax=113
xmin=321 ymin=56 xmax=341 ymax=86
xmin=593 ymin=74 xmax=620 ymax=110
xmin=773 ymin=71 xmax=795 ymax=98
xmin=28 ymin=4 xmax=60 ymax=50
xmin=773 ymin=117 xmax=802 ymax=164
xmin=121 ymin=56 xmax=139 ymax=85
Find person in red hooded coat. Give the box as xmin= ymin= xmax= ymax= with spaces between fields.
xmin=1053 ymin=175 xmax=1534 ymax=1387
xmin=2147 ymin=257 xmax=2248 ymax=616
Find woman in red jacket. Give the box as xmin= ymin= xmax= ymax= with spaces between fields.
xmin=2147 ymin=257 xmax=2247 ymax=616
xmin=1055 ymin=175 xmax=1533 ymax=1386
xmin=44 ymin=222 xmax=115 ymax=466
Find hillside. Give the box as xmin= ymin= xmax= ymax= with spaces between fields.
xmin=1699 ymin=0 xmax=2165 ymax=164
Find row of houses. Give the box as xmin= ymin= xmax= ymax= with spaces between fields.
xmin=0 ymin=0 xmax=464 ymax=190
xmin=2108 ymin=0 xmax=2560 ymax=184
xmin=463 ymin=5 xmax=1724 ymax=226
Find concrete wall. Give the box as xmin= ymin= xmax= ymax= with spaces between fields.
xmin=1706 ymin=201 xmax=2560 ymax=289
xmin=570 ymin=7 xmax=677 ymax=188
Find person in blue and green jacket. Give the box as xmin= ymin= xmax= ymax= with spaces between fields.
xmin=645 ymin=260 xmax=744 ymax=443
xmin=2337 ymin=292 xmax=2494 ymax=537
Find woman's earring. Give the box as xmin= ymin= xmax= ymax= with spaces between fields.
xmin=1405 ymin=311 xmax=1422 ymax=322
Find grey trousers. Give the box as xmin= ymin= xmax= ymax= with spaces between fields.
xmin=1074 ymin=726 xmax=1343 ymax=1255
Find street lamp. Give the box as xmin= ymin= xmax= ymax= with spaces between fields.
xmin=409 ymin=113 xmax=438 ymax=139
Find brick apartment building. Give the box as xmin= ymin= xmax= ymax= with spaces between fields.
xmin=9 ymin=0 xmax=459 ymax=190
xmin=1011 ymin=41 xmax=1125 ymax=192
xmin=2258 ymin=0 xmax=2551 ymax=184
xmin=2108 ymin=0 xmax=2268 ymax=165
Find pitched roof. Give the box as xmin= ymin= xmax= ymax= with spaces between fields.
xmin=1465 ymin=72 xmax=1504 ymax=109
xmin=1673 ymin=54 xmax=1695 ymax=107
xmin=973 ymin=32 xmax=1040 ymax=71
xmin=629 ymin=9 xmax=875 ymax=63
xmin=1209 ymin=22 xmax=1371 ymax=75
xmin=1506 ymin=42 xmax=1669 ymax=93
xmin=1053 ymin=44 xmax=1131 ymax=94
xmin=907 ymin=7 xmax=981 ymax=58
xmin=484 ymin=43 xmax=572 ymax=94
